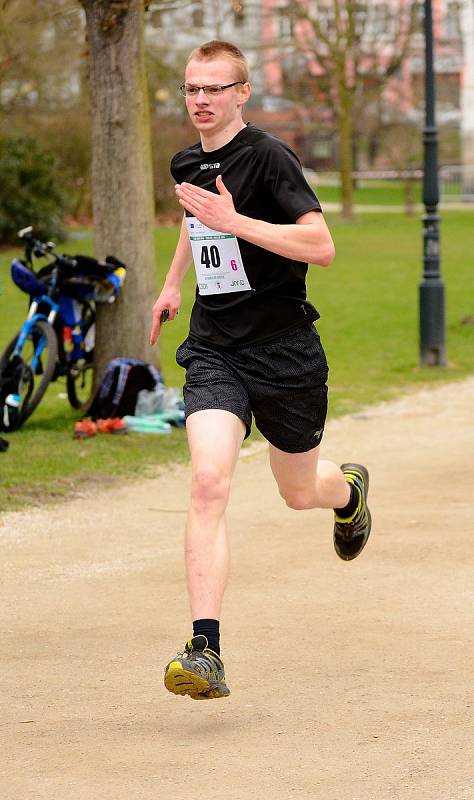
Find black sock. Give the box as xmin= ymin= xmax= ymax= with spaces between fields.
xmin=334 ymin=482 xmax=359 ymax=518
xmin=193 ymin=618 xmax=220 ymax=655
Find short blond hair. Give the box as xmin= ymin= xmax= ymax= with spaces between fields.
xmin=186 ymin=40 xmax=249 ymax=84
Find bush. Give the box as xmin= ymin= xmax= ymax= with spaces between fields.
xmin=0 ymin=136 xmax=68 ymax=245
xmin=151 ymin=117 xmax=192 ymax=218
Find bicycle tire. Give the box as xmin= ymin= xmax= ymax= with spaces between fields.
xmin=66 ymin=360 xmax=95 ymax=410
xmin=0 ymin=319 xmax=58 ymax=427
xmin=66 ymin=318 xmax=95 ymax=411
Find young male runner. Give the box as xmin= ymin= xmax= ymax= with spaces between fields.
xmin=150 ymin=41 xmax=371 ymax=700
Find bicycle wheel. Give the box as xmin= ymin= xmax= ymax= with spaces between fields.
xmin=66 ymin=359 xmax=95 ymax=410
xmin=0 ymin=319 xmax=58 ymax=426
xmin=65 ymin=313 xmax=95 ymax=410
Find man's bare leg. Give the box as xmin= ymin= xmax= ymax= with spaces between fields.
xmin=185 ymin=409 xmax=245 ymax=619
xmin=164 ymin=409 xmax=245 ymax=700
xmin=269 ymin=444 xmax=372 ymax=561
xmin=269 ymin=444 xmax=350 ymax=510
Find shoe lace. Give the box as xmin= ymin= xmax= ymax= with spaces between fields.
xmin=185 ymin=644 xmax=222 ymax=678
xmin=338 ymin=506 xmax=368 ymax=538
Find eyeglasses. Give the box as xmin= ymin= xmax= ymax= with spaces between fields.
xmin=179 ymin=81 xmax=245 ymax=97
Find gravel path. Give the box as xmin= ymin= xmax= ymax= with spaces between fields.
xmin=1 ymin=378 xmax=473 ymax=800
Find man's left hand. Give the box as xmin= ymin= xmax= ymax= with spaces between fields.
xmin=175 ymin=175 xmax=239 ymax=233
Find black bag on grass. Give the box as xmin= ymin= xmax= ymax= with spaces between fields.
xmin=88 ymin=357 xmax=163 ymax=420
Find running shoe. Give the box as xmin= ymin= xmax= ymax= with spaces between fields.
xmin=73 ymin=419 xmax=97 ymax=439
xmin=334 ymin=463 xmax=372 ymax=561
xmin=96 ymin=417 xmax=128 ymax=434
xmin=164 ymin=635 xmax=230 ymax=700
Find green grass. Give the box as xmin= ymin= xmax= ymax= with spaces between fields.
xmin=314 ymin=180 xmax=420 ymax=207
xmin=0 ymin=228 xmax=192 ymax=512
xmin=1 ymin=211 xmax=473 ymax=511
xmin=312 ymin=211 xmax=474 ymax=415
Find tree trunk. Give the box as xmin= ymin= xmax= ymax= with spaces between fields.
xmin=80 ymin=0 xmax=157 ymax=386
xmin=338 ymin=81 xmax=354 ymax=219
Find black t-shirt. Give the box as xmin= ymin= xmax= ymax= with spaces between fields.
xmin=170 ymin=123 xmax=322 ymax=348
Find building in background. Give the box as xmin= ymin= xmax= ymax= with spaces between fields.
xmin=146 ymin=2 xmax=265 ymax=94
xmin=258 ymin=0 xmax=465 ymax=172
xmin=145 ymin=0 xmax=313 ymax=150
xmin=132 ymin=1 xmax=470 ymax=177
xmin=460 ymin=0 xmax=474 ymax=195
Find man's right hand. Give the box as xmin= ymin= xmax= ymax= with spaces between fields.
xmin=150 ymin=287 xmax=181 ymax=345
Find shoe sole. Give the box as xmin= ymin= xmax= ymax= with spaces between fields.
xmin=335 ymin=463 xmax=371 ymax=561
xmin=164 ymin=661 xmax=229 ymax=700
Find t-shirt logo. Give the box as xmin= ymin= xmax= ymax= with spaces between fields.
xmin=200 ymin=162 xmax=221 ymax=170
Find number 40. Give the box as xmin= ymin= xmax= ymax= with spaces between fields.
xmin=201 ymin=245 xmax=221 ymax=268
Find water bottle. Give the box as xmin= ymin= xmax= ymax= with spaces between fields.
xmin=135 ymin=386 xmax=165 ymax=416
xmin=3 ymin=393 xmax=20 ymax=431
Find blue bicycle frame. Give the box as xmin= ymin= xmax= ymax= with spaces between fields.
xmin=13 ymin=295 xmax=59 ymax=372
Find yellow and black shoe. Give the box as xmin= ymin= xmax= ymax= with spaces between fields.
xmin=334 ymin=463 xmax=372 ymax=561
xmin=164 ymin=635 xmax=230 ymax=700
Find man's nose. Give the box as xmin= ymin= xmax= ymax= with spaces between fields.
xmin=195 ymin=88 xmax=209 ymax=101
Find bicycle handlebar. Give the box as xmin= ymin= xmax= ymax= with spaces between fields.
xmin=18 ymin=227 xmax=125 ymax=274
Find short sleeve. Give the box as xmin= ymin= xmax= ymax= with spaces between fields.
xmin=262 ymin=137 xmax=322 ymax=221
xmin=170 ymin=152 xmax=183 ymax=183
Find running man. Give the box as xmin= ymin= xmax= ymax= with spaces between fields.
xmin=150 ymin=40 xmax=371 ymax=701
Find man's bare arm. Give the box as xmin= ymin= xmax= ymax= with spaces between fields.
xmin=150 ymin=215 xmax=193 ymax=345
xmin=175 ymin=176 xmax=335 ymax=267
xmin=232 ymin=209 xmax=334 ymax=266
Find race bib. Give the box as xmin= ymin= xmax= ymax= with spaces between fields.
xmin=186 ymin=217 xmax=252 ymax=295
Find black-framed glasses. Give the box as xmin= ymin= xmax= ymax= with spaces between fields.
xmin=179 ymin=81 xmax=245 ymax=97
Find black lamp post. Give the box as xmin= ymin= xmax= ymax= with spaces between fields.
xmin=419 ymin=0 xmax=446 ymax=365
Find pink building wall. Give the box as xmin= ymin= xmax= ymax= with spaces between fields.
xmin=260 ymin=0 xmax=461 ymax=120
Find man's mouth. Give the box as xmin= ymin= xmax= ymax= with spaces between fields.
xmin=195 ymin=111 xmax=213 ymax=119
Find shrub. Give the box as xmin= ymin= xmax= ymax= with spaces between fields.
xmin=151 ymin=117 xmax=192 ymax=218
xmin=0 ymin=136 xmax=68 ymax=245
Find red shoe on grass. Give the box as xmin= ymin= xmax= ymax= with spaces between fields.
xmin=73 ymin=419 xmax=97 ymax=439
xmin=96 ymin=417 xmax=128 ymax=434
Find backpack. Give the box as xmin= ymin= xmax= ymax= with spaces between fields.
xmin=88 ymin=357 xmax=163 ymax=420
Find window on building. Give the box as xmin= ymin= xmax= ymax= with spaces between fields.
xmin=232 ymin=0 xmax=244 ymax=26
xmin=278 ymin=4 xmax=294 ymax=40
xmin=192 ymin=0 xmax=204 ymax=27
xmin=150 ymin=10 xmax=162 ymax=28
xmin=412 ymin=0 xmax=424 ymax=32
xmin=437 ymin=72 xmax=461 ymax=110
xmin=317 ymin=3 xmax=335 ymax=35
xmin=371 ymin=3 xmax=392 ymax=38
xmin=312 ymin=140 xmax=332 ymax=160
xmin=444 ymin=1 xmax=461 ymax=39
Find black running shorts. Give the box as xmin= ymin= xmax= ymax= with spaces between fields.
xmin=176 ymin=323 xmax=329 ymax=454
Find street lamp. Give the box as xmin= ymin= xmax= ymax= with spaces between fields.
xmin=419 ymin=0 xmax=446 ymax=365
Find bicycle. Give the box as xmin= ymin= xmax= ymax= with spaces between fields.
xmin=0 ymin=226 xmax=126 ymax=431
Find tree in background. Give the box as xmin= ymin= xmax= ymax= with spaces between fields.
xmin=0 ymin=136 xmax=67 ymax=242
xmin=0 ymin=0 xmax=196 ymax=222
xmin=78 ymin=0 xmax=157 ymax=383
xmin=0 ymin=0 xmax=82 ymax=116
xmin=0 ymin=0 xmax=92 ymax=220
xmin=145 ymin=22 xmax=191 ymax=220
xmin=279 ymin=0 xmax=418 ymax=217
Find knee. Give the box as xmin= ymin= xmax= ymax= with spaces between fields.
xmin=281 ymin=489 xmax=317 ymax=511
xmin=191 ymin=465 xmax=231 ymax=513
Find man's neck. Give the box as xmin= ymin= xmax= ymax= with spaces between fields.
xmin=201 ymin=120 xmax=247 ymax=152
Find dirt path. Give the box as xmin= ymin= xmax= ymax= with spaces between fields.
xmin=1 ymin=378 xmax=473 ymax=800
